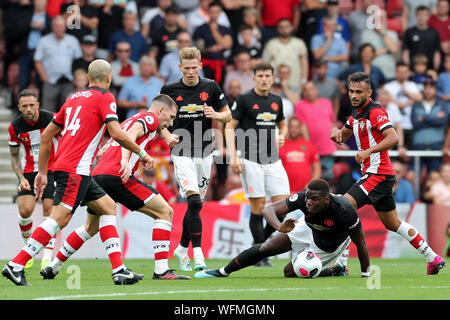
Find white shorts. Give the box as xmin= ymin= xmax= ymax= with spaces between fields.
xmin=240 ymin=159 xmax=290 ymax=198
xmin=172 ymin=154 xmax=213 ymax=200
xmin=287 ymin=215 xmax=351 ymax=268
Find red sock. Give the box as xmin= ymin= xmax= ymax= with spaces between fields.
xmin=99 ymin=215 xmax=124 ymax=272
xmin=56 ymin=226 xmax=90 ymax=262
xmin=153 ymin=220 xmax=172 ymax=274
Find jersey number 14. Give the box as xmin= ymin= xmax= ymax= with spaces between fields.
xmin=62 ymin=106 xmax=82 ymax=136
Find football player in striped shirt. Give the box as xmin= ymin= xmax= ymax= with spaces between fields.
xmin=330 ymin=72 xmax=445 ymax=275
xmin=8 ymin=89 xmax=58 ymax=270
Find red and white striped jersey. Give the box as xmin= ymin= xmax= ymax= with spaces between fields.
xmin=51 ymin=86 xmax=119 ymax=175
xmin=8 ymin=110 xmax=58 ymax=173
xmin=345 ymin=99 xmax=395 ymax=175
xmin=92 ymin=111 xmax=160 ymax=177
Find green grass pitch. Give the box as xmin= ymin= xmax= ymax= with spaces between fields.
xmin=0 ymin=258 xmax=448 ymax=300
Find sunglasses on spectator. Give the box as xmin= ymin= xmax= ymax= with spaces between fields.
xmin=117 ymin=49 xmax=131 ymax=53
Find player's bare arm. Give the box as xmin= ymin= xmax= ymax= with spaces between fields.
xmin=159 ymin=127 xmax=180 ymax=148
xmin=224 ymin=118 xmax=244 ymax=174
xmin=262 ymin=199 xmax=296 ymax=233
xmin=330 ymin=126 xmax=353 ymax=145
xmin=276 ymin=119 xmax=288 ymax=148
xmin=35 ymin=122 xmax=61 ymax=199
xmin=349 ymin=227 xmax=371 ymax=277
xmin=355 ymin=127 xmax=399 ymax=164
xmin=10 ymin=146 xmax=29 ymax=191
xmin=204 ymin=104 xmax=232 ymax=124
xmin=106 ymin=120 xmax=153 ymax=170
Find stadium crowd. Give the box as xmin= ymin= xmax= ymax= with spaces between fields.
xmin=1 ymin=0 xmax=450 ymax=204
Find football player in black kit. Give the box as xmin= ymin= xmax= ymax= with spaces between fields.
xmin=224 ymin=62 xmax=290 ymax=267
xmin=159 ymin=47 xmax=231 ymax=271
xmin=195 ymin=179 xmax=371 ymax=278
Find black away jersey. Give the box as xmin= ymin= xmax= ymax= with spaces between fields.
xmin=161 ymin=78 xmax=228 ymax=157
xmin=286 ymin=190 xmax=362 ymax=252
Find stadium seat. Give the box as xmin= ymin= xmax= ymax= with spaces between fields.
xmin=387 ymin=0 xmax=404 ymax=18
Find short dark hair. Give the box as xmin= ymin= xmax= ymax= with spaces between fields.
xmin=18 ymin=89 xmax=38 ymax=102
xmin=416 ymin=5 xmax=430 ymax=13
xmin=253 ymin=62 xmax=274 ymax=74
xmin=358 ymin=43 xmax=376 ymax=57
xmin=347 ymin=72 xmax=372 ymax=88
xmin=209 ymin=1 xmax=222 ymax=9
xmin=307 ymin=179 xmax=330 ymax=196
xmin=396 ymin=61 xmax=409 ymax=69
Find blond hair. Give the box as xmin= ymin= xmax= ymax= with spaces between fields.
xmin=179 ymin=47 xmax=201 ymax=63
xmin=88 ymin=59 xmax=111 ymax=83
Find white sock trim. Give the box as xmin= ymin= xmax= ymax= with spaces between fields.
xmin=75 ymin=226 xmax=92 ymax=241
xmin=99 ymin=215 xmax=116 ymax=229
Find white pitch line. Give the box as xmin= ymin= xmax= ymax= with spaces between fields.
xmin=34 ymin=285 xmax=450 ymax=300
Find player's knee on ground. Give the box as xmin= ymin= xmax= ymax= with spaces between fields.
xmin=283 ymin=261 xmax=296 ymax=278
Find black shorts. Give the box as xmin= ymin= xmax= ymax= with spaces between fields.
xmin=53 ymin=171 xmax=106 ymax=214
xmin=17 ymin=171 xmax=55 ymax=199
xmin=346 ymin=173 xmax=396 ymax=212
xmin=93 ymin=174 xmax=159 ymax=212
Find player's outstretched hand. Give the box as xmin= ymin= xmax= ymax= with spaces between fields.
xmin=19 ymin=178 xmax=31 ymax=192
xmin=279 ymin=218 xmax=297 ymax=233
xmin=141 ymin=154 xmax=155 ymax=171
xmin=119 ymin=159 xmax=131 ymax=183
xmin=34 ymin=172 xmax=47 ymax=200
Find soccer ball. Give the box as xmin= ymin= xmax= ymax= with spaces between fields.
xmin=293 ymin=251 xmax=322 ymax=278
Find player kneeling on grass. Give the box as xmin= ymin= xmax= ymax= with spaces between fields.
xmin=195 ymin=179 xmax=371 ymax=279
xmin=41 ymin=94 xmax=191 ymax=281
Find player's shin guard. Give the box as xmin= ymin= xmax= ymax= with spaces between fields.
xmin=10 ymin=218 xmax=60 ymax=270
xmin=186 ymin=194 xmax=203 ymax=248
xmin=51 ymin=225 xmax=92 ymax=273
xmin=153 ymin=219 xmax=172 ymax=274
xmin=18 ymin=214 xmax=33 ymax=243
xmin=396 ymin=220 xmax=437 ymax=262
xmin=249 ymin=213 xmax=265 ymax=244
xmin=223 ymin=244 xmax=265 ymax=275
xmin=99 ymin=215 xmax=125 ymax=273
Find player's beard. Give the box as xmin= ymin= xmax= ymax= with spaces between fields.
xmin=353 ymin=97 xmax=368 ymax=110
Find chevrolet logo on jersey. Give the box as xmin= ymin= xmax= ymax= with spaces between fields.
xmin=256 ymin=112 xmax=276 ymax=121
xmin=180 ymin=104 xmax=204 ymax=113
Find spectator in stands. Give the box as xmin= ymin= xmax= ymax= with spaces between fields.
xmin=410 ymin=54 xmax=439 ymax=92
xmin=117 ymin=56 xmax=163 ymax=118
xmin=223 ymin=50 xmax=253 ymax=96
xmin=338 ymin=43 xmax=385 ymax=99
xmin=34 ymin=15 xmax=82 ymax=112
xmin=270 ymin=81 xmax=294 ymax=122
xmin=18 ymin=0 xmax=52 ymax=92
xmin=141 ymin=169 xmax=177 ymax=204
xmin=262 ymin=19 xmax=308 ymax=93
xmin=428 ymin=0 xmax=450 ymax=56
xmin=312 ymin=59 xmax=341 ymax=120
xmin=422 ymin=169 xmax=443 ymax=203
xmin=347 ymin=0 xmax=373 ymax=61
xmin=393 ymin=160 xmax=415 ymax=204
xmin=443 ymin=114 xmax=450 ymax=162
xmin=193 ymin=1 xmax=233 ymax=86
xmin=402 ymin=0 xmax=437 ymax=32
xmin=159 ymin=31 xmax=189 ymax=83
xmin=109 ymin=11 xmax=148 ymax=63
xmin=437 ymin=55 xmax=450 ymax=116
xmin=297 ymin=0 xmax=327 ymax=50
xmin=61 ymin=0 xmax=99 ymax=42
xmin=384 ymin=62 xmax=423 ymax=149
xmin=294 ymin=81 xmax=336 ymax=179
xmin=377 ymin=88 xmax=408 ymax=161
xmin=96 ymin=0 xmax=125 ymax=60
xmin=402 ymin=6 xmax=442 ymax=71
xmin=276 ymin=64 xmax=300 ymax=107
xmin=220 ymin=0 xmax=255 ymax=36
xmin=256 ymin=0 xmax=300 ymax=43
xmin=187 ymin=0 xmax=231 ymax=35
xmin=140 ymin=0 xmax=173 ymax=39
xmin=1 ymin=0 xmax=30 ymax=89
xmin=279 ymin=117 xmax=321 ymax=193
xmin=72 ymin=68 xmax=88 ymax=90
xmin=317 ymin=0 xmax=351 ymax=51
xmin=411 ymin=76 xmax=448 ymax=174
xmin=361 ymin=9 xmax=400 ymax=81
xmin=311 ymin=15 xmax=349 ymax=79
xmin=237 ymin=7 xmax=262 ymax=49
xmin=150 ymin=5 xmax=185 ymax=65
xmin=72 ymin=34 xmax=98 ymax=73
xmin=233 ymin=24 xmax=262 ymax=64
xmin=429 ymin=162 xmax=450 ymax=205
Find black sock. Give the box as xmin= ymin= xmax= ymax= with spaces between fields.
xmin=249 ymin=213 xmax=265 ymax=244
xmin=186 ymin=194 xmax=203 ymax=248
xmin=318 ymin=267 xmax=333 ymax=277
xmin=224 ymin=244 xmax=266 ymax=274
xmin=179 ymin=210 xmax=190 ymax=248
